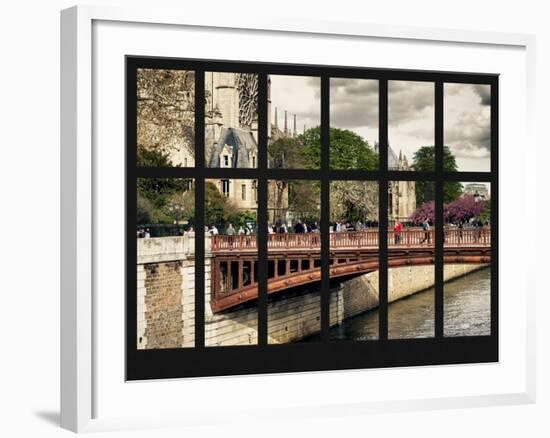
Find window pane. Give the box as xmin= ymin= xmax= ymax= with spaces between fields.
xmin=444 ymin=84 xmax=491 ymax=172
xmin=205 ymin=179 xmax=258 ymax=346
xmin=268 ymin=76 xmax=321 ymax=169
xmin=137 ymin=69 xmax=195 ymax=167
xmin=388 ymin=81 xmax=435 ymax=171
xmin=444 ymin=181 xmax=491 ymax=336
xmin=136 ymin=178 xmax=195 ymax=349
xmin=388 ymin=180 xmax=435 ymax=339
xmin=326 ymin=181 xmax=380 ymax=341
xmin=205 ymin=72 xmax=258 ymax=168
xmin=267 ymin=180 xmax=321 ymax=343
xmin=330 ymin=78 xmax=379 ymax=170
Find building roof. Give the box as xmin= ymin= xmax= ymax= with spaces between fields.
xmin=205 ymin=126 xmax=257 ymax=168
xmin=388 ymin=146 xmax=400 ymax=170
xmin=374 ymin=142 xmax=401 ymax=170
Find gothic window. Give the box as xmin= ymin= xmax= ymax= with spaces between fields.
xmin=221 ymin=179 xmax=230 ymax=197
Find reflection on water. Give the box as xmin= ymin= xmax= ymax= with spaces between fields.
xmin=307 ymin=267 xmax=490 ymax=341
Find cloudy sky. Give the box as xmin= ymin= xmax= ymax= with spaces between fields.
xmin=388 ymin=81 xmax=434 ymax=167
xmin=444 ymin=83 xmax=491 ymax=172
xmin=269 ymin=76 xmax=490 ymax=172
xmin=270 ymin=75 xmax=321 ymax=135
xmin=330 ymin=78 xmax=379 ymax=147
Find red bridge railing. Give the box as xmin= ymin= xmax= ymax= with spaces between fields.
xmin=211 ymin=227 xmax=490 ymax=251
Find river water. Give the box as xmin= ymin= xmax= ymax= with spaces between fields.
xmin=311 ymin=267 xmax=491 ymax=341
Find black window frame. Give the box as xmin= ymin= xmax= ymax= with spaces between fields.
xmin=126 ymin=56 xmax=498 ymax=381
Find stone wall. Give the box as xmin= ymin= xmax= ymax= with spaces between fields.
xmin=137 ymin=236 xmax=195 ymax=350
xmin=341 ymin=264 xmax=487 ymax=318
xmin=267 ymin=287 xmax=343 ymax=344
xmin=143 ymin=261 xmax=183 ymax=349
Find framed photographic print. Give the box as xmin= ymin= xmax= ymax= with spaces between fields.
xmin=61 ymin=5 xmax=536 ymax=432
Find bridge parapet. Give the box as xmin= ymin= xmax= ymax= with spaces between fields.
xmin=211 ymin=227 xmax=491 ymax=253
xmin=138 ymin=235 xmax=196 ymax=264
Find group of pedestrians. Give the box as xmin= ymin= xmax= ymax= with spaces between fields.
xmin=268 ymin=221 xmax=320 ymax=234
xmin=136 ymin=228 xmax=151 ymax=238
xmin=331 ymin=220 xmax=374 ymax=233
xmin=207 ymin=223 xmax=254 ymax=236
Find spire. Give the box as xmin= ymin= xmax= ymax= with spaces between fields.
xmin=303 ymin=124 xmax=306 ymax=135
xmin=274 ymin=107 xmax=278 ymax=129
xmin=284 ymin=110 xmax=288 ymax=135
xmin=293 ymin=114 xmax=297 ymax=137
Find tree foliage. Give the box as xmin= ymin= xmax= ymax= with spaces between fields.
xmin=409 ymin=195 xmax=487 ymax=225
xmin=203 ymin=182 xmax=257 ymax=230
xmin=412 ymin=146 xmax=463 ymax=203
xmin=268 ymin=136 xmax=307 ymax=169
xmin=137 ymin=68 xmax=195 ymax=166
xmin=445 ymin=196 xmax=486 ymax=224
xmin=330 ymin=181 xmax=378 ymax=223
xmin=268 ymin=127 xmax=378 ymax=170
xmin=136 ymin=177 xmax=191 ymax=224
xmin=409 ymin=200 xmax=435 ymax=225
xmin=288 ymin=180 xmax=320 ymax=222
xmin=328 ymin=127 xmax=378 ymax=170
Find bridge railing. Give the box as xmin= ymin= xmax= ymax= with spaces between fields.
xmin=210 ymin=227 xmax=491 ymax=251
xmin=444 ymin=227 xmax=491 ymax=245
xmin=388 ymin=229 xmax=434 ymax=246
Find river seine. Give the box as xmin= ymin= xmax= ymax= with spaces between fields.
xmin=308 ymin=267 xmax=491 ymax=341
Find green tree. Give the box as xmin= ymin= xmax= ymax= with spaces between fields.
xmin=137 ymin=177 xmax=190 ymax=223
xmin=299 ymin=127 xmax=378 ymax=170
xmin=137 ymin=146 xmax=177 ymax=167
xmin=268 ymin=136 xmax=307 ymax=169
xmin=288 ymin=180 xmax=320 ymax=222
xmin=137 ymin=193 xmax=153 ymax=224
xmin=204 ymin=181 xmax=234 ymax=227
xmin=412 ymin=145 xmax=463 ymax=203
xmin=480 ymin=200 xmax=491 ymax=224
xmin=329 ymin=127 xmax=378 ymax=170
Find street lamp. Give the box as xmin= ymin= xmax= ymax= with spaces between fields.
xmin=169 ymin=202 xmax=184 ymax=236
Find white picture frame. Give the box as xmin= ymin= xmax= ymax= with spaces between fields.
xmin=61 ymin=4 xmax=536 ymax=433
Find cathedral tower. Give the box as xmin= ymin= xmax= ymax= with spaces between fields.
xmin=214 ymin=72 xmax=240 ymax=128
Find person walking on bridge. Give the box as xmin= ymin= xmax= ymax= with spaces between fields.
xmin=394 ymin=221 xmax=402 ymax=245
xmin=421 ymin=219 xmax=431 ymax=244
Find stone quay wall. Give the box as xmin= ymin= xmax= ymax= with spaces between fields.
xmin=341 ymin=264 xmax=487 ymax=319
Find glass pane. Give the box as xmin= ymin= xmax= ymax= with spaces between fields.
xmin=205 ymin=179 xmax=258 ymax=346
xmin=136 ymin=178 xmax=195 ymax=349
xmin=205 ymin=72 xmax=259 ymax=168
xmin=327 ymin=181 xmax=380 ymax=341
xmin=444 ymin=181 xmax=491 ymax=336
xmin=268 ymin=76 xmax=321 ymax=169
xmin=137 ymin=69 xmax=195 ymax=167
xmin=388 ymin=81 xmax=435 ymax=171
xmin=330 ymin=78 xmax=379 ymax=170
xmin=444 ymin=84 xmax=491 ymax=172
xmin=388 ymin=180 xmax=435 ymax=339
xmin=267 ymin=180 xmax=321 ymax=343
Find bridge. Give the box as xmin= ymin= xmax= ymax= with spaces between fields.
xmin=210 ymin=228 xmax=491 ymax=312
